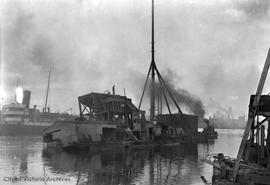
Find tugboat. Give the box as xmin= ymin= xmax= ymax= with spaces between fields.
xmin=201 ymin=119 xmax=218 ymax=139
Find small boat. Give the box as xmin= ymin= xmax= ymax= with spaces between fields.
xmin=202 ymin=119 xmax=218 ymax=139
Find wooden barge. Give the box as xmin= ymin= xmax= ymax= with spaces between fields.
xmin=42 ymin=91 xmax=197 ymax=150
xmin=42 ymin=89 xmax=213 ymax=150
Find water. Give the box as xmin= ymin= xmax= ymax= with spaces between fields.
xmin=0 ymin=129 xmax=243 ymax=185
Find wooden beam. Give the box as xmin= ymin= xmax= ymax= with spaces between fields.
xmin=155 ymin=65 xmax=193 ymax=131
xmin=138 ymin=64 xmax=152 ymax=109
xmin=79 ymin=102 xmax=82 ymax=118
xmin=156 ymin=70 xmax=171 ymax=116
xmin=253 ymin=117 xmax=267 ymax=130
xmin=155 ymin=67 xmax=183 ymax=115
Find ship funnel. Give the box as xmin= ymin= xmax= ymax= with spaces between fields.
xmin=112 ymin=85 xmax=115 ymax=95
xmin=22 ymin=90 xmax=31 ymax=108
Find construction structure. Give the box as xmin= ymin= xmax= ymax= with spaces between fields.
xmin=138 ymin=0 xmax=198 ymax=136
xmin=77 ymin=92 xmax=149 ymax=141
xmin=203 ymin=49 xmax=270 ymax=185
xmin=42 ymin=0 xmax=199 ymax=149
xmin=42 ymin=0 xmax=217 ymax=149
xmin=42 ymin=86 xmax=159 ymax=149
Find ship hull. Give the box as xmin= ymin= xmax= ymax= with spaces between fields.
xmin=42 ymin=120 xmax=187 ymax=150
xmin=0 ymin=123 xmax=51 ymax=136
xmin=42 ymin=120 xmax=118 ymax=149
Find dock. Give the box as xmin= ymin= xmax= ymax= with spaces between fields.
xmin=202 ymin=48 xmax=270 ymax=185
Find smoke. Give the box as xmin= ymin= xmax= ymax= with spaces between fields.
xmin=234 ymin=0 xmax=270 ymax=20
xmin=166 ymin=87 xmax=205 ymax=118
xmin=15 ymin=87 xmax=23 ymax=104
xmin=144 ymin=68 xmax=205 ymax=117
xmin=2 ymin=0 xmax=149 ymax=111
xmin=206 ymin=98 xmax=232 ymax=117
xmin=2 ymin=0 xmax=270 ymax=116
xmin=158 ymin=70 xmax=205 ymax=118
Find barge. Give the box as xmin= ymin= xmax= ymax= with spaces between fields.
xmin=42 ymin=91 xmax=188 ymax=149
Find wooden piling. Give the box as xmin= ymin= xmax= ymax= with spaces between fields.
xmin=260 ymin=125 xmax=265 ymax=161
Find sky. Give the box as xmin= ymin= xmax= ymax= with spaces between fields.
xmin=1 ymin=0 xmax=270 ymax=117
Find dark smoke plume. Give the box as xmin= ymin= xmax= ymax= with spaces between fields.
xmin=3 ymin=0 xmax=270 ymax=115
xmin=147 ymin=69 xmax=205 ymax=118
xmin=162 ymin=75 xmax=205 ymax=118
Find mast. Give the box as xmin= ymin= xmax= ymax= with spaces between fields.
xmin=44 ymin=68 xmax=51 ymax=113
xmin=150 ymin=0 xmax=155 ymax=121
xmin=138 ymin=0 xmax=190 ymax=130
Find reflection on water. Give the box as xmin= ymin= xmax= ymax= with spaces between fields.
xmin=42 ymin=144 xmax=198 ymax=185
xmin=0 ymin=129 xmax=243 ymax=185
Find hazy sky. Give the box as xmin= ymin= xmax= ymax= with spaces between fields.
xmin=2 ymin=0 xmax=270 ymax=117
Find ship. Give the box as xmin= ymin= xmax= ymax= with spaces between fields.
xmin=42 ymin=87 xmax=201 ymax=149
xmin=0 ymin=70 xmax=77 ymax=136
xmin=200 ymin=118 xmax=218 ymax=139
xmin=0 ymin=90 xmax=76 ymax=136
xmin=42 ymin=89 xmax=155 ymax=149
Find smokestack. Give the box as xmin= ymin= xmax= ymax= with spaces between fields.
xmin=112 ymin=85 xmax=115 ymax=95
xmin=22 ymin=90 xmax=31 ymax=108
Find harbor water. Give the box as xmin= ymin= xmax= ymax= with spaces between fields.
xmin=0 ymin=129 xmax=242 ymax=185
